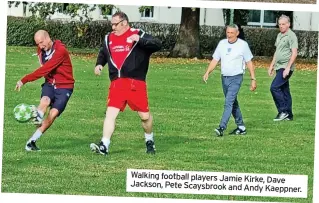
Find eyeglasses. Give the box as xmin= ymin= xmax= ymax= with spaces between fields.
xmin=111 ymin=19 xmax=124 ymax=27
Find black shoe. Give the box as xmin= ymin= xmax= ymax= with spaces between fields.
xmin=285 ymin=115 xmax=293 ymax=121
xmin=229 ymin=128 xmax=247 ymax=135
xmin=90 ymin=141 xmax=108 ymax=155
xmin=146 ymin=140 xmax=156 ymax=154
xmin=273 ymin=112 xmax=289 ymax=121
xmin=25 ymin=141 xmax=41 ymax=151
xmin=214 ymin=127 xmax=225 ymax=136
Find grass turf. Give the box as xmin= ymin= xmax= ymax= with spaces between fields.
xmin=1 ymin=46 xmax=316 ymax=202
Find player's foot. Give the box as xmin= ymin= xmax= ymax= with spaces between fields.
xmin=32 ymin=114 xmax=43 ymax=126
xmin=90 ymin=142 xmax=108 ymax=156
xmin=285 ymin=115 xmax=293 ymax=121
xmin=214 ymin=126 xmax=225 ymax=136
xmin=273 ymin=112 xmax=289 ymax=121
xmin=25 ymin=141 xmax=41 ymax=151
xmin=229 ymin=127 xmax=247 ymax=135
xmin=145 ymin=140 xmax=156 ymax=154
xmin=30 ymin=106 xmax=43 ymax=126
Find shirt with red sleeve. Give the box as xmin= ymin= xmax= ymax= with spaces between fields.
xmin=20 ymin=40 xmax=75 ymax=89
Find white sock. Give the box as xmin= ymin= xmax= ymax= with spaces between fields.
xmin=145 ymin=132 xmax=154 ymax=142
xmin=238 ymin=126 xmax=246 ymax=131
xmin=101 ymin=137 xmax=110 ymax=149
xmin=28 ymin=129 xmax=42 ymax=143
xmin=37 ymin=109 xmax=44 ymax=118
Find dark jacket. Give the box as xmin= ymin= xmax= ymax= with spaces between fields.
xmin=96 ymin=29 xmax=162 ymax=81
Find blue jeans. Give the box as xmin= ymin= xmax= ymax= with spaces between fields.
xmin=270 ymin=68 xmax=293 ymax=116
xmin=219 ymin=74 xmax=244 ymax=129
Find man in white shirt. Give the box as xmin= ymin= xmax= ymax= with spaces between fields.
xmin=203 ymin=24 xmax=257 ymax=136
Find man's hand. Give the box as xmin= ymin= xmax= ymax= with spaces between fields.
xmin=203 ymin=72 xmax=209 ymax=83
xmin=250 ymin=80 xmax=257 ymax=91
xmin=94 ymin=65 xmax=103 ymax=76
xmin=15 ymin=80 xmax=23 ymax=92
xmin=127 ymin=34 xmax=140 ymax=42
xmin=268 ymin=65 xmax=274 ymax=76
xmin=283 ymin=67 xmax=290 ymax=78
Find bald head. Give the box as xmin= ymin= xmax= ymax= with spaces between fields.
xmin=34 ymin=30 xmax=52 ymax=51
xmin=34 ymin=30 xmax=49 ymax=39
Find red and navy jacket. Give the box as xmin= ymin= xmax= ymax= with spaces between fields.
xmin=96 ymin=28 xmax=162 ymax=81
xmin=21 ymin=40 xmax=75 ymax=89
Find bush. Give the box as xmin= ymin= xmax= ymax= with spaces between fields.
xmin=6 ymin=16 xmax=318 ymax=58
xmin=7 ymin=16 xmax=46 ymax=46
xmin=6 ymin=16 xmax=113 ymax=48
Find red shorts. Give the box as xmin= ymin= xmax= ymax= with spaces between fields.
xmin=107 ymin=78 xmax=149 ymax=112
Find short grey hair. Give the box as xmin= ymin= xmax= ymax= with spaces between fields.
xmin=278 ymin=15 xmax=290 ymax=23
xmin=226 ymin=24 xmax=239 ymax=31
xmin=112 ymin=11 xmax=129 ymax=23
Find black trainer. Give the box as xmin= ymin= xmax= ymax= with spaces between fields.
xmin=214 ymin=127 xmax=225 ymax=136
xmin=229 ymin=128 xmax=247 ymax=135
xmin=285 ymin=115 xmax=293 ymax=121
xmin=273 ymin=112 xmax=289 ymax=121
xmin=90 ymin=141 xmax=108 ymax=155
xmin=25 ymin=141 xmax=41 ymax=151
xmin=146 ymin=140 xmax=156 ymax=154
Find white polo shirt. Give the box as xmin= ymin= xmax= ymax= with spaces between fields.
xmin=212 ymin=38 xmax=253 ymax=76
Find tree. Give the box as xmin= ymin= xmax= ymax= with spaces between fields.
xmin=8 ymin=1 xmax=117 ymax=22
xmin=138 ymin=6 xmax=154 ymax=14
xmin=223 ymin=9 xmax=250 ymax=26
xmin=169 ymin=7 xmax=202 ymax=59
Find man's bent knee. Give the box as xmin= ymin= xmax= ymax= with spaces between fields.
xmin=48 ymin=108 xmax=59 ymax=118
xmin=139 ymin=112 xmax=151 ymax=121
xmin=40 ymin=96 xmax=51 ymax=106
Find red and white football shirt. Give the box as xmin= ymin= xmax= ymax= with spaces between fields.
xmin=109 ymin=28 xmax=139 ymax=70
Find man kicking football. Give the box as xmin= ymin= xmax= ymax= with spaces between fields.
xmin=15 ymin=30 xmax=75 ymax=151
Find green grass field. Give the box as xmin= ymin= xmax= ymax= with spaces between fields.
xmin=1 ymin=46 xmax=317 ymax=202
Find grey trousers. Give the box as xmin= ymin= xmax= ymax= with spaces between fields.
xmin=219 ymin=74 xmax=245 ymax=129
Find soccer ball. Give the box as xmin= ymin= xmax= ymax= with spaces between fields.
xmin=13 ymin=103 xmax=34 ymax=123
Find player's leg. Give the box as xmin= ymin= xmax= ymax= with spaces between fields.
xmin=214 ymin=76 xmax=228 ymax=136
xmin=138 ymin=111 xmax=153 ymax=134
xmin=90 ymin=84 xmax=125 ymax=156
xmin=25 ymin=87 xmax=73 ymax=151
xmin=128 ymin=80 xmax=155 ymax=154
xmin=25 ymin=83 xmax=53 ymax=151
xmin=25 ymin=109 xmax=60 ymax=151
xmin=137 ymin=111 xmax=155 ymax=154
xmin=33 ymin=83 xmax=55 ymax=126
xmin=229 ymin=74 xmax=245 ymax=135
xmin=282 ymin=71 xmax=293 ymax=120
xmin=270 ymin=69 xmax=289 ymax=121
xmin=90 ymin=107 xmax=121 ymax=155
xmin=216 ymin=74 xmax=243 ymax=136
xmin=229 ymin=97 xmax=246 ymax=135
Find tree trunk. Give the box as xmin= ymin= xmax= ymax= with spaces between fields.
xmin=169 ymin=7 xmax=202 ymax=58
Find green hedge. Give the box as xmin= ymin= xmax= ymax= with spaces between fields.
xmin=6 ymin=16 xmax=112 ymax=48
xmin=6 ymin=16 xmax=318 ymax=58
